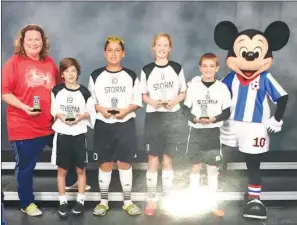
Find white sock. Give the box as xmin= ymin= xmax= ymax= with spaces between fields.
xmin=206 ymin=165 xmax=219 ymax=207
xmin=146 ymin=171 xmax=158 ymax=202
xmin=77 ymin=193 xmax=85 ymax=205
xmin=206 ymin=165 xmax=219 ymax=192
xmin=59 ymin=195 xmax=67 ymax=205
xmin=119 ymin=167 xmax=133 ymax=206
xmin=162 ymin=169 xmax=173 ymax=197
xmin=99 ymin=168 xmax=112 ymax=206
xmin=190 ymin=172 xmax=200 ymax=189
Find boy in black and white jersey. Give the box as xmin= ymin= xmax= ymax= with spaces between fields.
xmin=89 ymin=36 xmax=142 ymax=216
xmin=182 ymin=53 xmax=231 ymax=217
xmin=140 ymin=33 xmax=187 ymax=216
xmin=51 ymin=58 xmax=96 ymax=217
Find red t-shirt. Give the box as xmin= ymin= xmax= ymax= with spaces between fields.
xmin=2 ymin=54 xmax=63 ymax=141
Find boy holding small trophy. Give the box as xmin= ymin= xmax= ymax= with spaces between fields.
xmin=182 ymin=53 xmax=232 ymax=217
xmin=50 ymin=58 xmax=96 ymax=217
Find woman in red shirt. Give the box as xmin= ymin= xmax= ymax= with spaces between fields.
xmin=2 ymin=24 xmax=61 ymax=216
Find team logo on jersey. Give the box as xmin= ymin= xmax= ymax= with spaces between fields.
xmin=251 ymin=80 xmax=260 ymax=91
xmin=111 ymin=97 xmax=118 ymax=109
xmin=160 ymin=72 xmax=165 ymax=81
xmin=205 ymin=90 xmax=211 ymax=99
xmin=67 ymin=95 xmax=73 ymax=103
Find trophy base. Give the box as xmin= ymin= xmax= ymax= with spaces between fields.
xmin=108 ymin=109 xmax=120 ymax=115
xmin=65 ymin=117 xmax=76 ymax=122
xmin=31 ymin=108 xmax=41 ymax=112
xmin=199 ymin=116 xmax=209 ymax=120
xmin=160 ymin=100 xmax=169 ymax=107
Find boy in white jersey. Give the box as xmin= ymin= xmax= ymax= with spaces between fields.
xmin=182 ymin=53 xmax=232 ymax=217
xmin=50 ymin=58 xmax=96 ymax=217
xmin=140 ymin=33 xmax=187 ymax=216
xmin=89 ymin=36 xmax=142 ymax=216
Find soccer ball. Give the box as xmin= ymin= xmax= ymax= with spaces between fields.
xmin=251 ymin=81 xmax=260 ymax=91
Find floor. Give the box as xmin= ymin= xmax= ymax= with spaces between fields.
xmin=2 ymin=202 xmax=297 ymax=225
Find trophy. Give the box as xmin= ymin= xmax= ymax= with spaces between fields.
xmin=108 ymin=97 xmax=120 ymax=115
xmin=65 ymin=95 xmax=75 ymax=121
xmin=199 ymin=90 xmax=210 ymax=120
xmin=65 ymin=107 xmax=75 ymax=121
xmin=199 ymin=104 xmax=209 ymax=119
xmin=32 ymin=96 xmax=41 ymax=112
xmin=159 ymin=73 xmax=169 ymax=107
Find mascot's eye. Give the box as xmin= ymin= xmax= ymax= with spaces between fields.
xmin=239 ymin=47 xmax=248 ymax=58
xmin=253 ymin=47 xmax=262 ymax=58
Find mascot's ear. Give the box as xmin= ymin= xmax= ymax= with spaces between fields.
xmin=214 ymin=21 xmax=238 ymax=50
xmin=264 ymin=21 xmax=290 ymax=51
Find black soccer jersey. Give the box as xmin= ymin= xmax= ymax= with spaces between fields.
xmin=51 ymin=83 xmax=96 ymax=135
xmin=140 ymin=61 xmax=187 ymax=112
xmin=88 ymin=67 xmax=142 ymax=123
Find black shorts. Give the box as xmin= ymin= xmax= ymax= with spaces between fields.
xmin=185 ymin=127 xmax=222 ymax=165
xmin=144 ymin=111 xmax=184 ymax=157
xmin=92 ymin=118 xmax=137 ymax=164
xmin=56 ymin=133 xmax=88 ymax=170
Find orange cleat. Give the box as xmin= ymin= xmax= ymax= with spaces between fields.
xmin=144 ymin=201 xmax=156 ymax=216
xmin=212 ymin=208 xmax=224 ymax=217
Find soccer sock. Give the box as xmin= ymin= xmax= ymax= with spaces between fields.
xmin=146 ymin=171 xmax=158 ymax=202
xmin=248 ymin=184 xmax=261 ymax=200
xmin=77 ymin=193 xmax=85 ymax=205
xmin=206 ymin=165 xmax=219 ymax=193
xmin=98 ymin=168 xmax=112 ymax=206
xmin=119 ymin=167 xmax=133 ymax=207
xmin=206 ymin=165 xmax=219 ymax=207
xmin=59 ymin=195 xmax=67 ymax=205
xmin=162 ymin=169 xmax=173 ymax=197
xmin=189 ymin=172 xmax=200 ymax=189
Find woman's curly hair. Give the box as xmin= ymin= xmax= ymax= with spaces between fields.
xmin=14 ymin=24 xmax=49 ymax=61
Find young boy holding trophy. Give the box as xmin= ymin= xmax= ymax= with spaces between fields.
xmin=50 ymin=57 xmax=96 ymax=217
xmin=182 ymin=53 xmax=231 ymax=217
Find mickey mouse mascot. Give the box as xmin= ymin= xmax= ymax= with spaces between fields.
xmin=214 ymin=21 xmax=290 ymax=220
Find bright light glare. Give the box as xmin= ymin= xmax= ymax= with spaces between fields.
xmin=162 ymin=186 xmax=219 ymax=219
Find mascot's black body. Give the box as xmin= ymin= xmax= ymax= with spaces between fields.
xmin=214 ymin=21 xmax=290 ymax=220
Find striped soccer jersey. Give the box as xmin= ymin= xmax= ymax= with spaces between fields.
xmin=221 ymin=71 xmax=287 ymax=123
xmin=140 ymin=61 xmax=187 ymax=113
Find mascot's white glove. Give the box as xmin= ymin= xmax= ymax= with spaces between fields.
xmin=266 ymin=116 xmax=283 ymax=133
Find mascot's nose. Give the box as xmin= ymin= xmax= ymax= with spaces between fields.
xmin=243 ymin=51 xmax=257 ymax=61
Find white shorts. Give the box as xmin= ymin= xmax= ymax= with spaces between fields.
xmin=220 ymin=120 xmax=270 ymax=154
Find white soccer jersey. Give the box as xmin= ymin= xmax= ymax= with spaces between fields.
xmin=88 ymin=67 xmax=142 ymax=123
xmin=184 ymin=77 xmax=232 ymax=129
xmin=51 ymin=83 xmax=96 ymax=136
xmin=140 ymin=61 xmax=187 ymax=112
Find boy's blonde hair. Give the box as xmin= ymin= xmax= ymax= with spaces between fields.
xmin=199 ymin=53 xmax=219 ymax=66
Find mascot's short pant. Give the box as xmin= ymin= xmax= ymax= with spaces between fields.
xmin=220 ymin=120 xmax=270 ymax=154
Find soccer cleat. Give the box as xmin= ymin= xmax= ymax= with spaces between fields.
xmin=243 ymin=199 xmax=267 ymax=220
xmin=144 ymin=201 xmax=157 ymax=216
xmin=212 ymin=208 xmax=224 ymax=217
xmin=58 ymin=202 xmax=68 ymax=218
xmin=93 ymin=204 xmax=109 ymax=216
xmin=122 ymin=203 xmax=141 ymax=216
xmin=71 ymin=202 xmax=83 ymax=215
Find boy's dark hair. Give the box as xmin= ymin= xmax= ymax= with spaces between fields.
xmin=59 ymin=57 xmax=81 ymax=77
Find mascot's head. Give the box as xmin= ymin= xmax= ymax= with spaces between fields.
xmin=214 ymin=21 xmax=290 ymax=80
